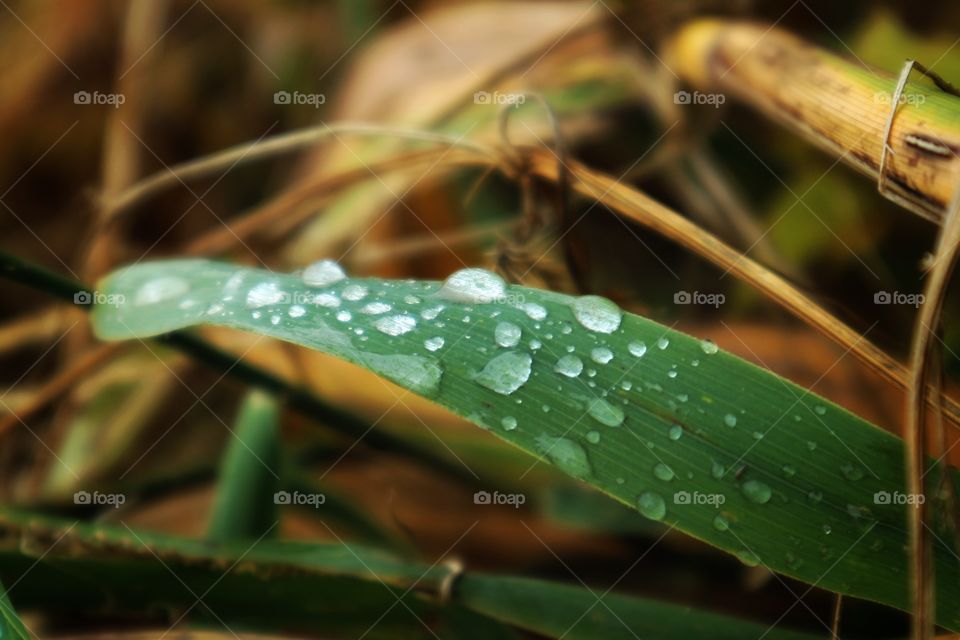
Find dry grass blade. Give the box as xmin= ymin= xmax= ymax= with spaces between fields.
xmin=520 ymin=146 xmax=960 ymax=432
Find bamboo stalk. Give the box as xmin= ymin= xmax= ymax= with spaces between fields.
xmin=667 ymin=19 xmax=960 ymax=222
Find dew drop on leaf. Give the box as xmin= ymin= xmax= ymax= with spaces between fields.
xmin=628 ymin=341 xmax=647 ymax=358
xmin=474 ymin=351 xmax=533 ymax=395
xmin=586 ymin=398 xmax=625 ymax=427
xmin=134 ymin=276 xmax=189 ymax=306
xmin=742 ymin=480 xmax=772 ymax=504
xmin=436 ymin=268 xmax=507 ymax=304
xmin=590 ymin=347 xmax=613 ymax=364
xmin=700 ymin=339 xmax=719 ymax=355
xmin=424 ymin=336 xmax=444 ymax=352
xmin=570 ymin=295 xmax=621 ymax=334
xmin=536 ymin=434 xmax=592 ymax=479
xmin=636 ymin=491 xmax=667 ymax=521
xmin=494 ymin=322 xmax=522 ymax=348
xmin=501 ymin=416 xmax=518 ymax=431
xmin=653 ymin=463 xmax=675 ymax=481
xmin=302 ymin=259 xmax=346 ymax=287
xmin=554 ymin=355 xmax=583 ymax=378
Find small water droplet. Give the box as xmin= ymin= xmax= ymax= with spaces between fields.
xmin=570 ymin=295 xmax=622 ymax=334
xmin=586 ymin=430 xmax=601 ymax=444
xmin=522 ymin=302 xmax=548 ymax=321
xmin=822 ymin=524 xmax=832 ymax=535
xmin=475 ymin=351 xmax=533 ymax=395
xmin=808 ymin=491 xmax=823 ymax=504
xmin=315 ymin=293 xmax=340 ymax=308
xmin=246 ymin=281 xmax=286 ymax=308
xmin=723 ymin=414 xmax=737 ymax=427
xmin=814 ymin=404 xmax=827 ymax=416
xmin=782 ymin=464 xmax=796 ymax=478
xmin=529 ymin=339 xmax=542 ymax=351
xmin=840 ymin=463 xmax=864 ymax=481
xmin=361 ymin=301 xmax=392 ymax=315
xmin=668 ymin=424 xmax=683 ymax=440
xmin=421 ymin=304 xmax=444 ymax=320
xmin=667 ymin=370 xmax=678 ymax=379
xmin=494 ymin=322 xmax=522 ymax=348
xmin=424 ymin=336 xmax=445 ymax=352
xmin=620 ymin=380 xmax=633 ymax=391
xmin=501 ymin=416 xmax=518 ymax=431
xmin=737 ymin=550 xmax=760 ymax=567
xmin=653 ymin=463 xmax=675 ymax=481
xmin=742 ymin=480 xmax=772 ymax=504
xmin=590 ymin=347 xmax=613 ymax=364
xmin=342 ymin=284 xmax=368 ymax=301
xmin=806 ymin=441 xmax=817 ymax=451
xmin=336 ymin=310 xmax=352 ymax=322
xmin=374 ymin=314 xmax=417 ymax=336
xmin=656 ymin=337 xmax=669 ymax=350
xmin=437 ymin=268 xmax=507 ymax=304
xmin=554 ymin=355 xmax=583 ymax=378
xmin=288 ymin=304 xmax=306 ymax=318
xmin=302 ymin=259 xmax=346 ymax=287
xmin=135 ymin=276 xmax=189 ymax=306
xmin=636 ymin=491 xmax=667 ymax=521
xmin=713 ymin=514 xmax=730 ymax=532
xmin=711 ymin=460 xmax=725 ymax=479
xmin=700 ymin=339 xmax=719 ymax=355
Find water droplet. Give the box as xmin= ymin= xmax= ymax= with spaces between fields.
xmin=723 ymin=414 xmax=737 ymax=427
xmin=529 ymin=339 xmax=542 ymax=351
xmin=361 ymin=301 xmax=392 ymax=315
xmin=536 ymin=434 xmax=592 ymax=479
xmin=713 ymin=514 xmax=730 ymax=532
xmin=590 ymin=347 xmax=613 ymax=364
xmin=586 ymin=398 xmax=625 ymax=427
xmin=840 ymin=463 xmax=864 ymax=481
xmin=342 ymin=284 xmax=368 ymax=301
xmin=814 ymin=404 xmax=827 ymax=416
xmin=586 ymin=430 xmax=601 ymax=444
xmin=403 ymin=294 xmax=421 ymax=305
xmin=737 ymin=550 xmax=760 ymax=567
xmin=554 ymin=355 xmax=583 ymax=378
xmin=336 ymin=310 xmax=352 ymax=322
xmin=620 ymin=380 xmax=633 ymax=391
xmin=628 ymin=341 xmax=647 ymax=358
xmin=822 ymin=524 xmax=832 ymax=535
xmin=364 ymin=353 xmax=442 ymax=396
xmin=494 ymin=322 xmax=522 ymax=348
xmin=656 ymin=337 xmax=669 ymax=350
xmin=135 ymin=276 xmax=189 ymax=306
xmin=700 ymin=339 xmax=719 ymax=355
xmin=636 ymin=491 xmax=666 ymax=521
xmin=375 ymin=314 xmax=417 ymax=336
xmin=522 ymin=302 xmax=548 ymax=321
xmin=421 ymin=304 xmax=444 ymax=320
xmin=742 ymin=480 xmax=772 ymax=504
xmin=424 ymin=336 xmax=445 ymax=352
xmin=808 ymin=491 xmax=823 ymax=504
xmin=653 ymin=463 xmax=675 ymax=481
xmin=437 ymin=268 xmax=507 ymax=304
xmin=270 ymin=314 xmax=281 ymax=325
xmin=711 ymin=460 xmax=725 ymax=479
xmin=287 ymin=304 xmax=306 ymax=318
xmin=570 ymin=295 xmax=622 ymax=334
xmin=246 ymin=281 xmax=286 ymax=308
xmin=302 ymin=259 xmax=346 ymax=287
xmin=782 ymin=464 xmax=796 ymax=478
xmin=667 ymin=370 xmax=678 ymax=379
xmin=315 ymin=293 xmax=340 ymax=308
xmin=501 ymin=416 xmax=518 ymax=431
xmin=474 ymin=351 xmax=532 ymax=395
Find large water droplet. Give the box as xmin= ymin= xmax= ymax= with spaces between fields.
xmin=554 ymin=355 xmax=583 ymax=378
xmin=302 ymin=259 xmax=346 ymax=287
xmin=474 ymin=351 xmax=533 ymax=395
xmin=437 ymin=268 xmax=507 ymax=304
xmin=636 ymin=491 xmax=666 ymax=521
xmin=374 ymin=314 xmax=417 ymax=336
xmin=246 ymin=281 xmax=286 ymax=308
xmin=570 ymin=295 xmax=622 ymax=334
xmin=134 ymin=276 xmax=189 ymax=306
xmin=495 ymin=322 xmax=522 ymax=348
xmin=590 ymin=347 xmax=613 ymax=364
xmin=536 ymin=434 xmax=592 ymax=479
xmin=653 ymin=463 xmax=675 ymax=481
xmin=742 ymin=480 xmax=772 ymax=504
xmin=587 ymin=398 xmax=625 ymax=427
